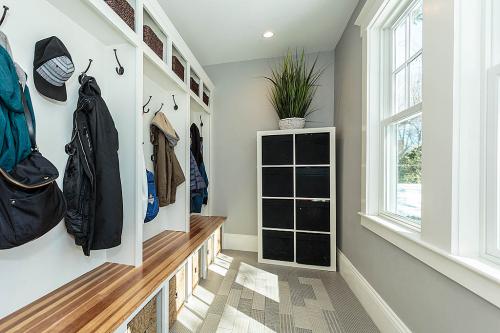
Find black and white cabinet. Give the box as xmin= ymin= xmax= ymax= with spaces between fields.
xmin=257 ymin=128 xmax=336 ymax=271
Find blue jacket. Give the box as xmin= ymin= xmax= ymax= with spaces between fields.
xmin=0 ymin=45 xmax=35 ymax=171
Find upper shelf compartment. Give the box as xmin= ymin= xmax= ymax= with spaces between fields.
xmin=142 ymin=5 xmax=186 ymax=91
xmin=172 ymin=45 xmax=187 ymax=83
xmin=47 ymin=0 xmax=139 ymax=46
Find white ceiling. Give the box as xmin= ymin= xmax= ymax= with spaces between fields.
xmin=160 ymin=0 xmax=359 ymax=66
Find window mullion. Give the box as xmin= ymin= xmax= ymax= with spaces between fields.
xmin=381 ymin=103 xmax=422 ymax=127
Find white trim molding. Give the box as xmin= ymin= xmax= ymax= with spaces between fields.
xmin=222 ymin=233 xmax=258 ymax=252
xmin=360 ymin=213 xmax=500 ymax=309
xmin=338 ymin=250 xmax=411 ymax=333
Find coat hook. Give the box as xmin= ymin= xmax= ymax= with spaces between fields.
xmin=143 ymin=96 xmax=152 ymax=114
xmin=114 ymin=49 xmax=124 ymax=75
xmin=78 ymin=59 xmax=93 ymax=84
xmin=0 ymin=6 xmax=9 ymax=26
xmin=154 ymin=103 xmax=164 ymax=115
xmin=200 ymin=115 xmax=203 ymax=128
xmin=172 ymin=95 xmax=179 ymax=111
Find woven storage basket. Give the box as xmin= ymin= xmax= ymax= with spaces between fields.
xmin=203 ymin=92 xmax=210 ymax=106
xmin=172 ymin=56 xmax=185 ymax=81
xmin=190 ymin=78 xmax=200 ymax=95
xmin=104 ymin=0 xmax=135 ymax=30
xmin=168 ymin=277 xmax=177 ymax=327
xmin=127 ymin=294 xmax=158 ymax=333
xmin=143 ymin=25 xmax=163 ymax=59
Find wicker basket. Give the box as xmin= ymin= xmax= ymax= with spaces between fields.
xmin=172 ymin=56 xmax=185 ymax=81
xmin=168 ymin=277 xmax=176 ymax=327
xmin=190 ymin=78 xmax=200 ymax=95
xmin=104 ymin=0 xmax=135 ymax=31
xmin=143 ymin=25 xmax=163 ymax=59
xmin=127 ymin=294 xmax=158 ymax=333
xmin=203 ymin=92 xmax=210 ymax=106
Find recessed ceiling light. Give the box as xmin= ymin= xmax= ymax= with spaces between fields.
xmin=263 ymin=31 xmax=274 ymax=38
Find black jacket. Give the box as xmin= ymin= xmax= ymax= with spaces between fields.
xmin=63 ymin=76 xmax=123 ymax=256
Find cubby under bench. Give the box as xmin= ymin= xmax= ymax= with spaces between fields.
xmin=0 ymin=215 xmax=226 ymax=333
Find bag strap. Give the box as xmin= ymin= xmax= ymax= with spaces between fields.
xmin=19 ymin=84 xmax=37 ymax=151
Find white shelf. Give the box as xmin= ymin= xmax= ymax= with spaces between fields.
xmin=47 ymin=0 xmax=139 ymax=46
xmin=190 ymin=91 xmax=211 ymax=114
xmin=262 ymin=164 xmax=331 ymax=167
xmin=262 ymin=197 xmax=330 ymax=201
xmin=142 ymin=43 xmax=187 ymax=92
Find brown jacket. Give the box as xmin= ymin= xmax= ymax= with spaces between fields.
xmin=150 ymin=112 xmax=185 ymax=206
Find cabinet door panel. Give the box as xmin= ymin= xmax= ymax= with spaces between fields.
xmin=262 ymin=167 xmax=294 ymax=197
xmin=295 ymin=133 xmax=330 ymax=165
xmin=296 ymin=200 xmax=330 ymax=232
xmin=262 ymin=230 xmax=294 ymax=262
xmin=263 ymin=199 xmax=294 ymax=229
xmin=176 ymin=267 xmax=186 ymax=311
xmin=262 ymin=135 xmax=293 ymax=165
xmin=192 ymin=251 xmax=200 ymax=289
xmin=296 ymin=233 xmax=330 ymax=267
xmin=296 ymin=167 xmax=330 ymax=198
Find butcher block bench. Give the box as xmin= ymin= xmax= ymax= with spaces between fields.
xmin=0 ymin=215 xmax=226 ymax=333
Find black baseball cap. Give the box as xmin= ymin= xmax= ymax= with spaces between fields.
xmin=33 ymin=37 xmax=75 ymax=102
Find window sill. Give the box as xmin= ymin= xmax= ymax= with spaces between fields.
xmin=359 ymin=213 xmax=500 ymax=309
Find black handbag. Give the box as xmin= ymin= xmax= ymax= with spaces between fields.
xmin=0 ymin=85 xmax=66 ymax=249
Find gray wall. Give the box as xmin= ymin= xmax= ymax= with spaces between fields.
xmin=205 ymin=52 xmax=334 ymax=236
xmin=335 ymin=1 xmax=500 ymax=332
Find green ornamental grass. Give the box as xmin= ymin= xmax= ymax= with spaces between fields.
xmin=265 ymin=50 xmax=325 ymax=119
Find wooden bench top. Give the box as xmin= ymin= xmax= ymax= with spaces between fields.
xmin=0 ymin=215 xmax=226 ymax=333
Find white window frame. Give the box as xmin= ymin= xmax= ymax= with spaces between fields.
xmin=356 ymin=0 xmax=500 ymax=310
xmin=379 ymin=0 xmax=423 ymax=229
xmin=482 ymin=0 xmax=500 ymax=262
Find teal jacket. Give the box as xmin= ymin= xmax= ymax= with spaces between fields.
xmin=0 ymin=45 xmax=35 ymax=171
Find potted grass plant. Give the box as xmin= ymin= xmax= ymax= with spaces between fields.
xmin=265 ymin=50 xmax=324 ymax=130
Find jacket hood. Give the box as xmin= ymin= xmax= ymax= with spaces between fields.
xmin=151 ymin=112 xmax=180 ymax=147
xmin=79 ymin=75 xmax=101 ymax=98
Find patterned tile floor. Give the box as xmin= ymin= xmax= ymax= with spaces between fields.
xmin=171 ymin=250 xmax=378 ymax=333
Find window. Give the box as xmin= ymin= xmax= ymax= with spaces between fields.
xmin=381 ymin=0 xmax=423 ymax=227
xmin=484 ymin=0 xmax=500 ymax=260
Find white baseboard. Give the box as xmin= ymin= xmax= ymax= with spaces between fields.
xmin=338 ymin=250 xmax=411 ymax=333
xmin=223 ymin=233 xmax=258 ymax=252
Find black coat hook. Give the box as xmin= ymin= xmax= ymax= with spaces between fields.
xmin=114 ymin=49 xmax=124 ymax=75
xmin=0 ymin=6 xmax=9 ymax=26
xmin=143 ymin=96 xmax=152 ymax=114
xmin=78 ymin=59 xmax=93 ymax=84
xmin=200 ymin=115 xmax=203 ymax=128
xmin=172 ymin=95 xmax=178 ymax=111
xmin=155 ymin=103 xmax=164 ymax=115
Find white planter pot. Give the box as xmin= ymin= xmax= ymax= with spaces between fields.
xmin=279 ymin=117 xmax=306 ymax=130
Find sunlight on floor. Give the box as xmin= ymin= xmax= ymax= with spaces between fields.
xmin=235 ymin=262 xmax=280 ymax=302
xmin=193 ymin=285 xmax=215 ymax=305
xmin=209 ymin=253 xmax=233 ymax=277
xmin=218 ymin=305 xmax=275 ymax=333
xmin=209 ymin=262 xmax=229 ymax=276
xmin=176 ymin=306 xmax=204 ymax=332
xmin=185 ymin=294 xmax=211 ymax=318
xmin=217 ymin=253 xmax=234 ymax=264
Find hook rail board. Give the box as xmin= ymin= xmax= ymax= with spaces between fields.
xmin=0 ymin=216 xmax=226 ymax=333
